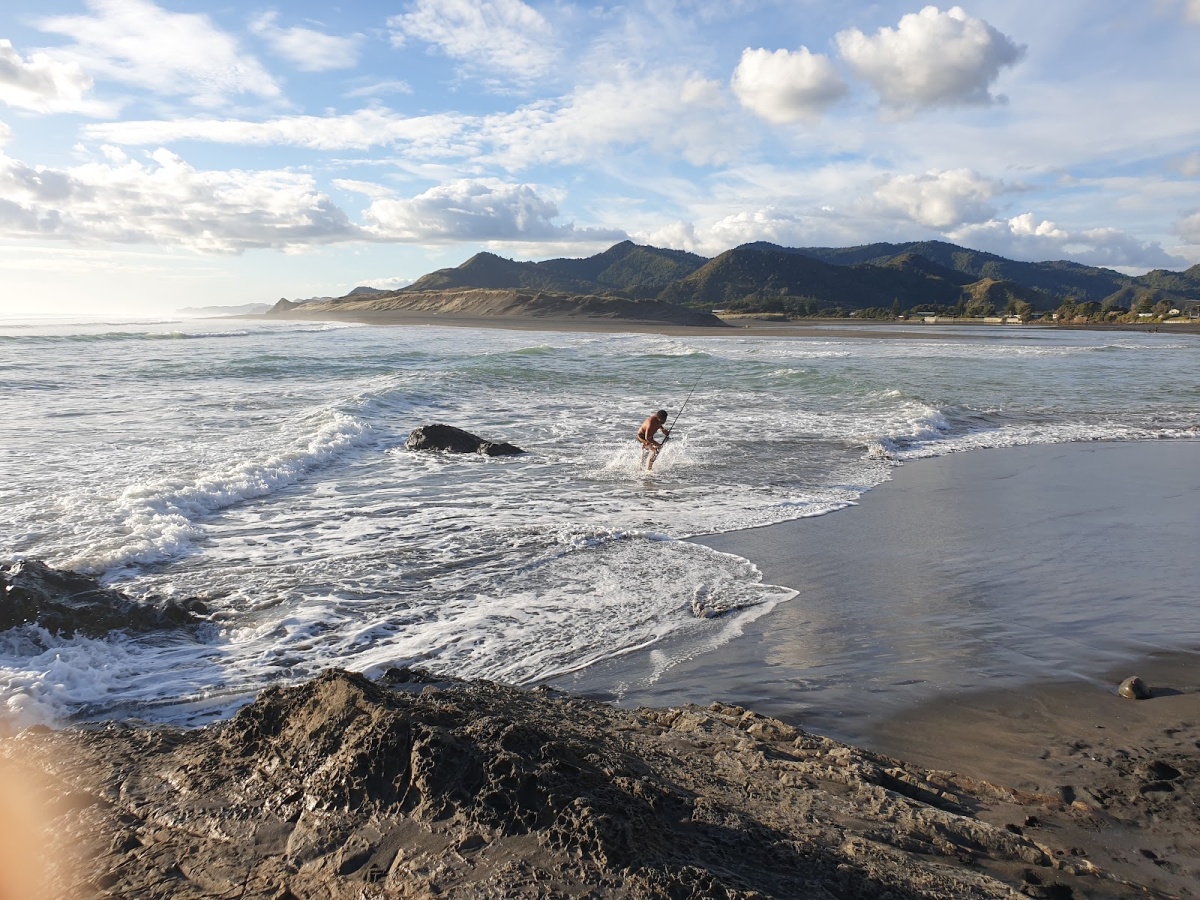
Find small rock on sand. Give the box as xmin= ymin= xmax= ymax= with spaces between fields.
xmin=1118 ymin=676 xmax=1152 ymax=700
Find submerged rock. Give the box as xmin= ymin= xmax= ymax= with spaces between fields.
xmin=405 ymin=423 xmax=524 ymax=456
xmin=0 ymin=558 xmax=201 ymax=638
xmin=1118 ymin=675 xmax=1152 ymax=700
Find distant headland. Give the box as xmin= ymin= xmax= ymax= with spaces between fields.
xmin=266 ymin=239 xmax=1200 ymax=328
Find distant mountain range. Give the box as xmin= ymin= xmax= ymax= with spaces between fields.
xmin=388 ymin=239 xmax=1200 ymax=315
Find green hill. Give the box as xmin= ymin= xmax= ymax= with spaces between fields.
xmin=384 ymin=239 xmax=1198 ymax=318
xmin=779 ymin=240 xmax=1134 ymax=302
xmin=659 ymin=244 xmax=965 ymax=313
xmin=404 ymin=242 xmax=706 ymax=298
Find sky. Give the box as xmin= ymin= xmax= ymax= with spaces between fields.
xmin=1 ymin=0 xmax=1199 ymax=315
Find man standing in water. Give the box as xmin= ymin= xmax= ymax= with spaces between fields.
xmin=637 ymin=409 xmax=671 ymax=470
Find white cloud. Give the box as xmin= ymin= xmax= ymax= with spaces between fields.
xmin=84 ymin=109 xmax=464 ymax=153
xmin=481 ymin=69 xmax=740 ymax=169
xmin=362 ymin=179 xmax=625 ymax=243
xmin=1181 ymin=0 xmax=1200 ymax=24
xmin=1007 ymin=212 xmax=1068 ymax=241
xmin=637 ymin=220 xmax=704 ymax=254
xmin=873 ymin=168 xmax=1002 ymax=228
xmin=951 ymin=213 xmax=1176 ymax=268
xmin=345 ymin=79 xmax=413 ymax=99
xmin=0 ymin=39 xmax=114 ymax=115
xmin=333 ymin=179 xmax=397 ymax=200
xmin=388 ymin=0 xmax=558 ymax=81
xmin=836 ymin=6 xmax=1024 ymax=110
xmin=0 ymin=146 xmax=358 ymax=252
xmin=731 ymin=47 xmax=848 ymax=124
xmin=708 ymin=208 xmax=815 ymax=247
xmin=37 ymin=0 xmax=280 ymax=107
xmin=249 ymin=12 xmax=361 ymax=72
xmin=1174 ymin=211 xmax=1200 ymax=245
xmin=84 ymin=66 xmax=742 ymax=169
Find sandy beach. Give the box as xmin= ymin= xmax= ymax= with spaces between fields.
xmin=258 ymin=306 xmax=1200 ymax=339
xmin=550 ymin=440 xmax=1200 ymax=896
xmin=257 ymin=307 xmax=1034 ymax=339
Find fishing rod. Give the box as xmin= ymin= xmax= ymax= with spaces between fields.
xmin=662 ymin=370 xmax=702 ymax=445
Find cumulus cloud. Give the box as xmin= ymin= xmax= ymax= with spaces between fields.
xmin=249 ymin=12 xmax=361 ymax=72
xmin=836 ymin=6 xmax=1024 ymax=110
xmin=362 ymin=179 xmax=625 ymax=243
xmin=0 ymin=39 xmax=114 ymax=115
xmin=731 ymin=47 xmax=848 ymax=124
xmin=951 ymin=212 xmax=1176 ymax=268
xmin=874 ymin=168 xmax=1002 ymax=228
xmin=708 ymin=208 xmax=817 ymax=247
xmin=1181 ymin=0 xmax=1200 ymax=23
xmin=388 ymin=0 xmax=558 ymax=81
xmin=0 ymin=146 xmax=358 ymax=252
xmin=37 ymin=0 xmax=280 ymax=107
xmin=0 ymin=143 xmax=625 ymax=252
xmin=84 ymin=108 xmax=464 ymax=152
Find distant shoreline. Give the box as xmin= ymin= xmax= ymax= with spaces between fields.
xmin=241 ymin=307 xmax=1200 ymax=338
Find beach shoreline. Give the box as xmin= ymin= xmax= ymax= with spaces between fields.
xmin=554 ymin=441 xmax=1200 ymax=737
xmin=552 ymin=438 xmax=1200 ymax=895
xmin=248 ymin=307 xmax=1200 ymax=338
xmin=4 ymin=439 xmax=1198 ymax=896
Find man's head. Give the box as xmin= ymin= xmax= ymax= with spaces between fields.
xmin=655 ymin=409 xmax=668 ymax=422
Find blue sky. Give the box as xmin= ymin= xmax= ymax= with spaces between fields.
xmin=2 ymin=0 xmax=1199 ymax=314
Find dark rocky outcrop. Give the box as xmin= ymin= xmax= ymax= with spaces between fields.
xmin=5 ymin=666 xmax=1197 ymax=898
xmin=0 ymin=559 xmax=203 ymax=638
xmin=405 ymin=424 xmax=524 ymax=456
xmin=0 ymin=668 xmax=1118 ymax=899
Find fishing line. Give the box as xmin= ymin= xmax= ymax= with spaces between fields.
xmin=664 ymin=369 xmax=703 ymax=445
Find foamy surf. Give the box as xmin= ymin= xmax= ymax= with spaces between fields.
xmin=4 ymin=318 xmax=1200 ymax=730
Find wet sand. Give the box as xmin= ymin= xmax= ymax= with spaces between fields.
xmin=553 ymin=440 xmax=1200 ymax=895
xmin=556 ymin=442 xmax=1200 ymax=738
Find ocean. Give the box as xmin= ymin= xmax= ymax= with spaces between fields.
xmin=3 ymin=316 xmax=1199 ymax=731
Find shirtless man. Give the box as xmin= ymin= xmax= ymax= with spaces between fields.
xmin=637 ymin=409 xmax=671 ymax=470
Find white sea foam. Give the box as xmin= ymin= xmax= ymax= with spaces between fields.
xmin=68 ymin=409 xmax=374 ymax=573
xmin=4 ymin=319 xmax=1200 ymax=728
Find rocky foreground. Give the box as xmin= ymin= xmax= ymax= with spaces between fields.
xmin=5 ymin=665 xmax=1194 ymax=899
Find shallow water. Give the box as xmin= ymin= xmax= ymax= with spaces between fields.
xmin=3 ymin=316 xmax=1199 ymax=728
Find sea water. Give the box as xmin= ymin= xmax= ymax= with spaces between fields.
xmin=2 ymin=316 xmax=1199 ymax=729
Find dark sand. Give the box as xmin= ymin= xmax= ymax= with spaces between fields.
xmin=256 ymin=308 xmax=1044 ymax=339
xmin=556 ymin=441 xmax=1200 ymax=739
xmin=553 ymin=440 xmax=1200 ymax=896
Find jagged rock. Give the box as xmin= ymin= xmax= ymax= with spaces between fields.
xmin=0 ymin=559 xmax=201 ymax=638
xmin=1118 ymin=675 xmax=1151 ymax=700
xmin=405 ymin=424 xmax=524 ymax=456
xmin=2 ymin=667 xmax=1103 ymax=900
